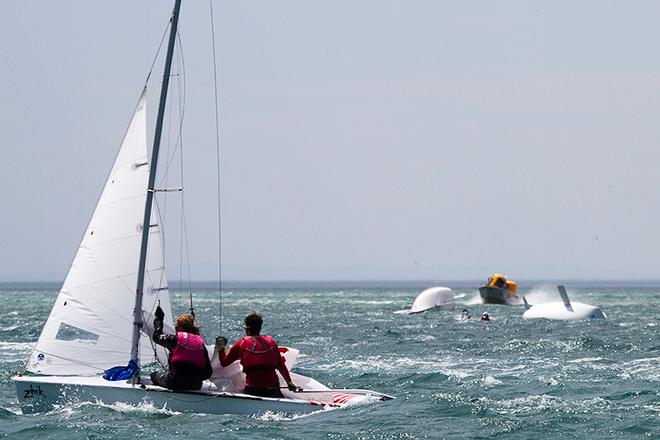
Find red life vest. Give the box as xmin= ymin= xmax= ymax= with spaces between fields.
xmin=170 ymin=332 xmax=207 ymax=369
xmin=239 ymin=336 xmax=280 ymax=370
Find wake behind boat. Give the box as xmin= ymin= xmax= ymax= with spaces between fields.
xmin=479 ymin=274 xmax=521 ymax=305
xmin=13 ymin=0 xmax=392 ymax=415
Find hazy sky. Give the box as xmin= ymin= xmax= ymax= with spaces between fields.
xmin=3 ymin=1 xmax=660 ymax=281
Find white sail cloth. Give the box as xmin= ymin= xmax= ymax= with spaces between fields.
xmin=209 ymin=345 xmax=301 ymax=392
xmin=27 ymin=90 xmax=175 ymax=375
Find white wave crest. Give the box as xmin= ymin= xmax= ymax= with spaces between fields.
xmin=319 ymin=355 xmax=486 ymax=380
xmin=0 ymin=341 xmax=34 ymax=359
xmin=48 ymin=399 xmax=181 ymax=417
xmin=254 ymin=407 xmax=329 ymax=421
xmin=482 ymin=375 xmax=503 ymax=386
xmin=464 ymin=293 xmax=482 ymax=305
xmin=619 ymin=357 xmax=660 ymax=381
xmin=483 ymin=394 xmax=612 ymax=415
xmin=349 ymin=300 xmax=397 ymax=305
xmin=0 ymin=341 xmax=34 ymax=351
xmin=92 ymin=400 xmax=181 ymax=415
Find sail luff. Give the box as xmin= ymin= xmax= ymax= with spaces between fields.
xmin=130 ymin=0 xmax=183 ymax=367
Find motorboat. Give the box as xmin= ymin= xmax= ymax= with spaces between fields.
xmin=479 ymin=274 xmax=521 ymax=305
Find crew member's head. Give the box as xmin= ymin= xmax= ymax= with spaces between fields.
xmin=175 ymin=313 xmax=200 ymax=335
xmin=244 ymin=312 xmax=263 ymax=336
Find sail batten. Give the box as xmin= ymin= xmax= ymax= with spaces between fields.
xmin=27 ymin=91 xmax=174 ymax=376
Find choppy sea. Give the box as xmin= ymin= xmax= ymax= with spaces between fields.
xmin=0 ymin=281 xmax=657 ymax=439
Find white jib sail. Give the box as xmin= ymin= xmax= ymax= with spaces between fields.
xmin=27 ymin=90 xmax=175 ymax=376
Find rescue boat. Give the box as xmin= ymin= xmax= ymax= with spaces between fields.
xmin=478 ymin=274 xmax=521 ymax=305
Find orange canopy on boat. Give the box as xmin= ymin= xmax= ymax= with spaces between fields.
xmin=486 ymin=274 xmax=517 ymax=293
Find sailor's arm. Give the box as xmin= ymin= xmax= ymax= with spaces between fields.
xmin=152 ymin=306 xmax=177 ymax=350
xmin=201 ymin=346 xmax=213 ymax=380
xmin=276 ymin=356 xmax=293 ymax=384
xmin=275 ymin=346 xmax=300 ymax=390
xmin=218 ymin=339 xmax=241 ymax=367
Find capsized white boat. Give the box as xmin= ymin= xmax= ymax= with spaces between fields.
xmin=405 ymin=287 xmax=455 ymax=314
xmin=522 ymin=285 xmax=607 ymax=320
xmin=14 ymin=0 xmax=393 ymax=415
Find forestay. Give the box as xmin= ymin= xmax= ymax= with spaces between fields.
xmin=27 ymin=90 xmax=175 ymax=375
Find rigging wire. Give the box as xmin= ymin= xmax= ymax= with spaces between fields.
xmin=160 ymin=29 xmax=175 ymax=295
xmin=157 ymin=31 xmax=187 ymax=188
xmin=174 ymin=30 xmax=195 ymax=318
xmin=152 ymin=28 xmax=193 ymax=319
xmin=146 ymin=24 xmax=191 ymax=360
xmin=174 ymin=33 xmax=184 ymax=307
xmin=152 ymin=30 xmax=194 ymax=321
xmin=209 ymin=0 xmax=223 ymax=336
xmin=145 ymin=21 xmax=172 ymax=86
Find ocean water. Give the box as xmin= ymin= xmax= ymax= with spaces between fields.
xmin=0 ymin=282 xmax=657 ymax=439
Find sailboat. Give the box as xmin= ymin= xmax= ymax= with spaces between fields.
xmin=522 ymin=285 xmax=607 ymax=320
xmin=14 ymin=0 xmax=393 ymax=415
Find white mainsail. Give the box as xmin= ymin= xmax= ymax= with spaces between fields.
xmin=27 ymin=90 xmax=175 ymax=376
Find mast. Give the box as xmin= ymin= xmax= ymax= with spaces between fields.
xmin=130 ymin=0 xmax=182 ymax=367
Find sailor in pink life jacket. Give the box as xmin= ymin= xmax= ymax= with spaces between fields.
xmin=151 ymin=306 xmax=212 ymax=390
xmin=216 ymin=312 xmax=300 ymax=398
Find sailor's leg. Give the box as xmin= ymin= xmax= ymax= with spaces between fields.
xmin=150 ymin=371 xmax=174 ymax=389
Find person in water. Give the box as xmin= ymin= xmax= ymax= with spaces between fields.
xmin=461 ymin=309 xmax=471 ymax=320
xmin=481 ymin=312 xmax=491 ymax=322
xmin=216 ymin=312 xmax=300 ymax=398
xmin=151 ymin=305 xmax=213 ymax=390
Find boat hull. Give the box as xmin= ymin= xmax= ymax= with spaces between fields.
xmin=408 ymin=287 xmax=455 ymax=314
xmin=522 ymin=302 xmax=607 ymax=320
xmin=479 ymin=286 xmax=521 ymax=305
xmin=14 ymin=375 xmax=332 ymax=415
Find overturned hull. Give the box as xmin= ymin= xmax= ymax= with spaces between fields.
xmin=479 ymin=286 xmax=521 ymax=305
xmin=522 ymin=285 xmax=607 ymax=321
xmin=408 ymin=287 xmax=455 ymax=314
xmin=522 ymin=302 xmax=607 ymax=320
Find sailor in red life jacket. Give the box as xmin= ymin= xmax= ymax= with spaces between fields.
xmin=216 ymin=313 xmax=300 ymax=398
xmin=150 ymin=305 xmax=213 ymax=390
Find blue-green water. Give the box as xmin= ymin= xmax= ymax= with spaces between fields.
xmin=0 ymin=282 xmax=658 ymax=439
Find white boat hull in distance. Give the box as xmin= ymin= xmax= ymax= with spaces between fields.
xmin=14 ymin=375 xmax=391 ymax=415
xmin=522 ymin=302 xmax=607 ymax=320
xmin=408 ymin=287 xmax=455 ymax=314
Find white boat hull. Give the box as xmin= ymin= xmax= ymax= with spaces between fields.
xmin=14 ymin=375 xmax=335 ymax=415
xmin=522 ymin=301 xmax=607 ymax=320
xmin=408 ymin=287 xmax=455 ymax=314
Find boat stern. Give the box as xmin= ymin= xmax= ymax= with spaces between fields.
xmin=479 ymin=286 xmax=521 ymax=305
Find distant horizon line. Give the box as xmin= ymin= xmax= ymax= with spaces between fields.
xmin=3 ymin=278 xmax=660 ymax=287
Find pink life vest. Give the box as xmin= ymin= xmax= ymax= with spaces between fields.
xmin=239 ymin=335 xmax=280 ymax=370
xmin=170 ymin=332 xmax=207 ymax=369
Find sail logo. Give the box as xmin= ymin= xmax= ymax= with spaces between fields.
xmin=24 ymin=385 xmax=45 ymax=399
